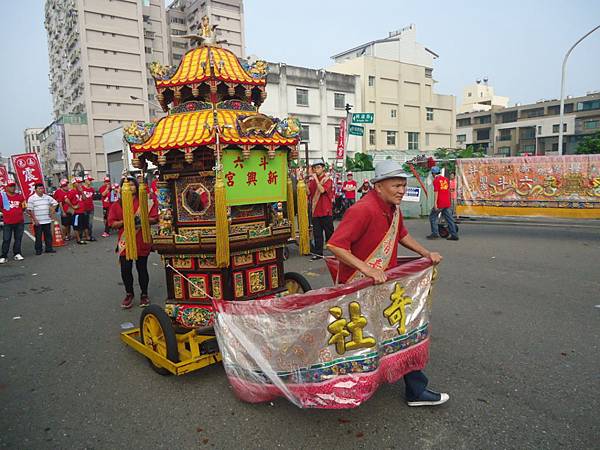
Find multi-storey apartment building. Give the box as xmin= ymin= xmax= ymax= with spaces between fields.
xmin=458 ymin=80 xmax=509 ymax=114
xmin=260 ymin=63 xmax=361 ymax=164
xmin=44 ymin=0 xmax=169 ymax=178
xmin=456 ymin=92 xmax=600 ymax=156
xmin=328 ymin=25 xmax=455 ymax=156
xmin=166 ymin=0 xmax=245 ymax=65
xmin=24 ymin=128 xmax=44 ymax=155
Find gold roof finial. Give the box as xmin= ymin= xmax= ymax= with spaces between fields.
xmin=172 ymin=15 xmax=228 ymax=47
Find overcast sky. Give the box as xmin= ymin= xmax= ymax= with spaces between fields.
xmin=1 ymin=0 xmax=599 ymax=157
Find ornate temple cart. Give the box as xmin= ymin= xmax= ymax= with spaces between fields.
xmin=119 ymin=30 xmax=312 ymax=375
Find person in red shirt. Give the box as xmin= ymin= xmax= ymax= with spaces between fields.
xmin=327 ymin=159 xmax=447 ymax=407
xmin=68 ymin=178 xmax=90 ymax=244
xmin=1 ymin=181 xmax=26 ymax=263
xmin=342 ymin=172 xmax=357 ymax=206
xmin=53 ymin=179 xmax=73 ymax=240
xmin=98 ymin=176 xmax=113 ymax=237
xmin=427 ymin=166 xmax=458 ymax=241
xmin=108 ymin=176 xmax=159 ymax=309
xmin=150 ymin=172 xmax=159 ymax=198
xmin=82 ymin=175 xmax=97 ymax=241
xmin=307 ymin=159 xmax=334 ymax=261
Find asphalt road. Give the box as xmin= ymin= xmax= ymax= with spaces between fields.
xmin=1 ymin=211 xmax=599 ymax=449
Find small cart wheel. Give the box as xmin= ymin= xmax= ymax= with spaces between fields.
xmin=140 ymin=305 xmax=179 ymax=376
xmin=284 ymin=272 xmax=311 ymax=294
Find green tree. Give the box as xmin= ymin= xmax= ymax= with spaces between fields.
xmin=575 ymin=132 xmax=600 ymax=154
xmin=433 ymin=145 xmax=486 ymax=174
xmin=345 ymin=152 xmax=374 ymax=171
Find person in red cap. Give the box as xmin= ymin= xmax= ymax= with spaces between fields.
xmin=53 ymin=179 xmax=72 ymax=240
xmin=342 ymin=171 xmax=357 ymax=207
xmin=98 ymin=176 xmax=113 ymax=237
xmin=82 ymin=175 xmax=97 ymax=241
xmin=1 ymin=181 xmax=26 ymax=264
xmin=108 ymin=176 xmax=159 ymax=308
xmin=68 ymin=178 xmax=90 ymax=244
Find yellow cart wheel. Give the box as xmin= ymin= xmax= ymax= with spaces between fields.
xmin=139 ymin=305 xmax=179 ymax=375
xmin=284 ymin=272 xmax=311 ymax=294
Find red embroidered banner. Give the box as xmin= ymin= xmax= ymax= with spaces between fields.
xmin=214 ymin=258 xmax=435 ymax=409
xmin=336 ymin=118 xmax=346 ymax=159
xmin=10 ymin=153 xmax=45 ymax=198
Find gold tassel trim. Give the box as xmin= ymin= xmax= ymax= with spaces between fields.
xmin=138 ymin=181 xmax=152 ymax=244
xmin=121 ymin=181 xmax=138 ymax=261
xmin=296 ymin=178 xmax=310 ymax=255
xmin=286 ymin=173 xmax=296 ymax=238
xmin=214 ymin=171 xmax=230 ymax=268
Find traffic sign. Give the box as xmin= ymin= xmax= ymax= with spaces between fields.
xmin=348 ymin=125 xmax=364 ymax=136
xmin=351 ymin=113 xmax=374 ymax=124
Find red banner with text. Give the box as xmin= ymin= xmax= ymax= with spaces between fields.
xmin=11 ymin=153 xmax=45 ymax=198
xmin=336 ymin=118 xmax=346 ymax=159
xmin=0 ymin=165 xmax=9 ymax=194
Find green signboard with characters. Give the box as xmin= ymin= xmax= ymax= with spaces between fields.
xmin=222 ymin=149 xmax=288 ymax=206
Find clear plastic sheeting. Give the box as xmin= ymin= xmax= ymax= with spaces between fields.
xmin=214 ymin=258 xmax=435 ymax=409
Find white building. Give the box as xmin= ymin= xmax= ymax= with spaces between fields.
xmin=260 ymin=63 xmax=361 ymax=164
xmin=44 ymin=0 xmax=170 ymax=179
xmin=167 ymin=0 xmax=245 ymax=65
xmin=24 ymin=128 xmax=44 ymax=155
xmin=328 ymin=24 xmax=455 ymax=155
xmin=458 ymin=80 xmax=509 ymax=114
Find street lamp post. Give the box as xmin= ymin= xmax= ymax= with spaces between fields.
xmin=129 ymin=95 xmax=164 ymax=113
xmin=558 ymin=24 xmax=600 ymax=156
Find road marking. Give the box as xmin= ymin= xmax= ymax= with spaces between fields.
xmin=24 ymin=229 xmax=35 ymax=242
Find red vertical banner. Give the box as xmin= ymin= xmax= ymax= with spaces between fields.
xmin=11 ymin=153 xmax=45 ymax=198
xmin=0 ymin=165 xmax=9 ymax=194
xmin=336 ymin=118 xmax=346 ymax=159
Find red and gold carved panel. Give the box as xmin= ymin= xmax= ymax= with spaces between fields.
xmin=188 ymin=274 xmax=209 ymax=299
xmin=173 ymin=274 xmax=184 ymax=299
xmin=197 ymin=255 xmax=217 ymax=268
xmin=232 ymin=253 xmax=254 ymax=268
xmin=247 ymin=267 xmax=267 ymax=294
xmin=172 ymin=256 xmax=194 ymax=270
xmin=268 ymin=264 xmax=279 ymax=289
xmin=233 ymin=272 xmax=244 ymax=298
xmin=258 ymin=248 xmax=277 ymax=263
xmin=211 ymin=275 xmax=223 ymax=300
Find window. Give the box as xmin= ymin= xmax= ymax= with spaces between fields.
xmin=334 ymin=126 xmax=340 ymax=142
xmin=538 ymin=126 xmax=542 ymax=134
xmin=386 ymin=131 xmax=396 ymax=146
xmin=468 ymin=92 xmax=472 ymax=97
xmin=391 ymin=108 xmax=397 ymax=118
xmin=457 ymin=134 xmax=466 ymax=143
xmin=497 ymin=146 xmax=511 ymax=156
xmin=369 ymin=129 xmax=376 ymax=145
xmin=475 ymin=129 xmax=489 ymax=141
xmin=145 ymin=46 xmax=152 ymax=54
xmin=584 ymin=120 xmax=600 ymax=129
xmin=522 ymin=145 xmax=535 ymax=153
xmin=368 ymin=76 xmax=375 ymax=87
xmin=296 ymin=88 xmax=309 ymax=107
xmin=407 ymin=132 xmax=419 ymax=150
xmin=552 ymin=123 xmax=567 ymax=133
xmin=300 ymin=124 xmax=310 ymax=142
xmin=425 ymin=133 xmax=430 ymax=146
xmin=334 ymin=93 xmax=345 ymax=109
xmin=521 ymin=128 xmax=535 ymax=139
xmin=425 ymin=68 xmax=433 ymax=78
xmin=426 ymin=108 xmax=433 ymax=121
xmin=457 ymin=118 xmax=471 ymax=127
xmin=478 ymin=115 xmax=491 ymax=124
xmin=577 ymin=100 xmax=600 ymax=111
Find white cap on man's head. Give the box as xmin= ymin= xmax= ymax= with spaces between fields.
xmin=370 ymin=160 xmax=413 ymax=184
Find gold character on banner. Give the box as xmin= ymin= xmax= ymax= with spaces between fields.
xmin=384 ymin=283 xmax=413 ymax=335
xmin=327 ymin=302 xmax=376 ymax=355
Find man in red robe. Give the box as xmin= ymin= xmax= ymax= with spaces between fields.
xmin=328 ymin=159 xmax=449 ymax=407
xmin=307 ymin=159 xmax=334 ymax=261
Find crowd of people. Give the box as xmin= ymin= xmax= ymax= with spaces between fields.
xmin=305 ymin=159 xmax=459 ymax=261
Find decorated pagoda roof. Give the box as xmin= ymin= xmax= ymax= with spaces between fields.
xmin=126 ymin=101 xmax=300 ymax=153
xmin=151 ymin=46 xmax=267 ymax=89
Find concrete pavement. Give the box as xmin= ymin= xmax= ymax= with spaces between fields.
xmin=0 ymin=218 xmax=598 ymax=449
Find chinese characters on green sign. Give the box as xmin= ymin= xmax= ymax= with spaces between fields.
xmin=221 ymin=149 xmax=288 ymax=206
xmin=351 ymin=113 xmax=374 ymax=124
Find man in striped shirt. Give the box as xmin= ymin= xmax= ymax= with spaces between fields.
xmin=27 ymin=183 xmax=59 ymax=255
